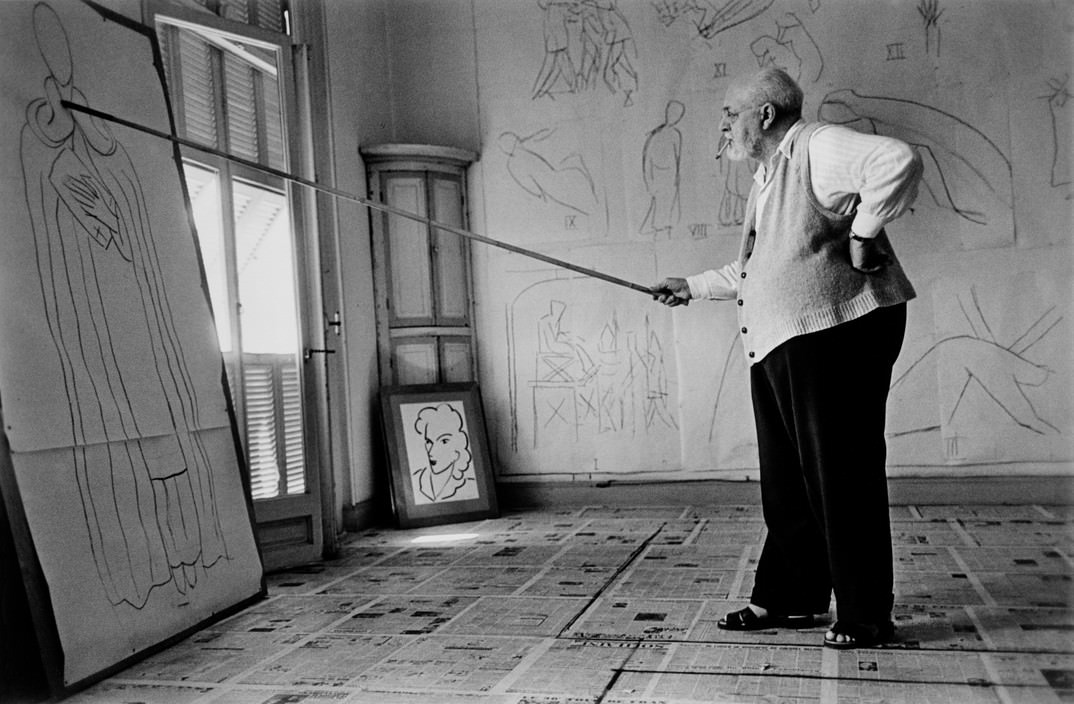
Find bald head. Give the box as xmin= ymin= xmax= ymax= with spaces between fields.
xmin=736 ymin=67 xmax=804 ymax=126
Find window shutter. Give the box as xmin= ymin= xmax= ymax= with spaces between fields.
xmin=177 ymin=30 xmax=219 ymax=149
xmin=280 ymin=362 xmax=305 ymax=494
xmin=223 ymin=54 xmax=259 ymax=162
xmin=259 ymin=61 xmax=287 ymax=170
xmin=243 ymin=361 xmax=280 ymax=499
xmin=255 ymin=0 xmax=286 ymax=33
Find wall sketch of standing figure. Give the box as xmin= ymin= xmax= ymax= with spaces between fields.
xmin=589 ymin=0 xmax=638 ymax=106
xmin=532 ymin=0 xmax=578 ymax=99
xmin=640 ymin=100 xmax=684 ymax=238
xmin=19 ymin=3 xmax=227 ymax=609
xmin=532 ymin=0 xmax=638 ymax=105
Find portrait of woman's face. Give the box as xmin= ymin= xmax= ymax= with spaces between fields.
xmin=415 ymin=404 xmax=472 ymax=477
xmin=425 ymin=424 xmax=464 ymax=475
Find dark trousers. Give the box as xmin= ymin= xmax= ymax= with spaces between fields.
xmin=748 ymin=303 xmax=907 ymax=625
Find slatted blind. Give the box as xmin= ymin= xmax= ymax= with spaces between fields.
xmin=280 ymin=363 xmax=305 ymax=494
xmin=160 ymin=23 xmax=288 ymax=170
xmin=186 ymin=0 xmax=287 ymax=33
xmin=242 ymin=356 xmax=305 ymax=499
xmin=223 ymin=53 xmax=259 ymax=162
xmin=243 ymin=362 xmax=280 ymax=499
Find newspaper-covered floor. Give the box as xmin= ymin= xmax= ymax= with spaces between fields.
xmin=66 ymin=504 xmax=1074 ymax=703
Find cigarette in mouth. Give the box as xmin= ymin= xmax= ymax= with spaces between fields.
xmin=715 ymin=140 xmax=730 ymax=159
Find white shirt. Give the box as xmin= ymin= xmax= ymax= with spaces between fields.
xmin=688 ymin=120 xmax=922 ymax=300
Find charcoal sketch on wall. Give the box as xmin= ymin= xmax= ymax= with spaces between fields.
xmin=532 ymin=0 xmax=638 ymax=106
xmin=817 ymin=90 xmax=1013 ymax=234
xmin=505 ymin=277 xmax=677 ymax=458
xmin=498 ymin=128 xmax=602 ymax=219
xmin=1042 ymin=73 xmax=1072 ymax=196
xmin=654 ymin=0 xmax=775 ymax=40
xmin=639 ymin=100 xmax=684 ymax=238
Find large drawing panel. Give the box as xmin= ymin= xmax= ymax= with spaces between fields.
xmin=0 ymin=0 xmax=262 ymax=688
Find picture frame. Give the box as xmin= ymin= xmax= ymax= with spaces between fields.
xmin=380 ymin=382 xmax=499 ymax=528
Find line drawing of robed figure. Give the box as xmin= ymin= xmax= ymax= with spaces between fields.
xmin=19 ymin=2 xmax=227 ymax=609
xmin=411 ymin=404 xmax=479 ymax=504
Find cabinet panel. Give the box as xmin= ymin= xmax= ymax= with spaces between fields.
xmin=439 ymin=336 xmax=474 ymax=383
xmin=431 ymin=177 xmax=469 ymax=325
xmin=384 ymin=176 xmax=433 ymax=325
xmin=392 ymin=337 xmax=439 ymax=385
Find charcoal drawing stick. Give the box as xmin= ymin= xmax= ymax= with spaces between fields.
xmin=63 ymin=100 xmax=655 ymax=296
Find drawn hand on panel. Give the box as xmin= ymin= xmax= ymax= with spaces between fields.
xmin=818 ymin=89 xmax=1013 ymax=228
xmin=890 ymin=288 xmax=1062 ymax=440
xmin=498 ymin=130 xmax=599 ymax=217
xmin=20 ymin=3 xmax=227 ymax=609
xmin=639 ymin=100 xmax=684 ymax=238
xmin=62 ymin=172 xmax=132 ymax=260
xmin=412 ymin=404 xmax=477 ymax=504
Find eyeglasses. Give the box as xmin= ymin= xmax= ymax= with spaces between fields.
xmin=722 ymin=105 xmax=759 ymax=123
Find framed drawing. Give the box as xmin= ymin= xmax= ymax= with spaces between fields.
xmin=380 ymin=383 xmax=499 ymax=528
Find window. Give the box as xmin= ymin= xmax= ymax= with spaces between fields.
xmin=155 ymin=7 xmax=306 ymax=500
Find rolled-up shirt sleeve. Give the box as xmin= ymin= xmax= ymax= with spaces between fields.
xmin=686 ymin=260 xmax=741 ymax=300
xmin=808 ymin=124 xmax=923 ymax=238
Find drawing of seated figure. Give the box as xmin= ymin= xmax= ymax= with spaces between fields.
xmin=20 ymin=3 xmax=226 ymax=608
xmin=536 ymin=300 xmax=596 ymax=383
xmin=411 ymin=404 xmax=479 ymax=504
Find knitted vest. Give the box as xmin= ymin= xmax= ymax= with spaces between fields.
xmin=736 ymin=122 xmax=916 ymax=365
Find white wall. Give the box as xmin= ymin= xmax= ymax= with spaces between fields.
xmin=346 ymin=0 xmax=1073 ymax=486
xmin=321 ymin=0 xmax=393 ymax=520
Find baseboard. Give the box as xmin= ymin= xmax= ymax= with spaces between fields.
xmin=341 ymin=498 xmax=389 ymax=532
xmin=497 ymin=475 xmax=1074 ymax=509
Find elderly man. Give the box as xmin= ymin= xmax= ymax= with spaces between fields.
xmin=652 ymin=68 xmax=922 ymax=649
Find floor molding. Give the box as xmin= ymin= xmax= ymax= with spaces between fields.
xmin=498 ymin=475 xmax=1074 ymax=508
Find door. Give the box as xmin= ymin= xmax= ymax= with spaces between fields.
xmin=154 ymin=7 xmax=325 ymax=570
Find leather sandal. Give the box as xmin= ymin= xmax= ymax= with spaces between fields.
xmin=823 ymin=620 xmax=895 ymax=649
xmin=717 ymin=606 xmax=816 ymax=631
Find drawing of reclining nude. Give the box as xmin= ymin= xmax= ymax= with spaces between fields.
xmin=818 ymin=89 xmax=1013 ymax=228
xmin=19 ymin=3 xmax=227 ymax=609
xmin=498 ymin=129 xmax=602 ymax=223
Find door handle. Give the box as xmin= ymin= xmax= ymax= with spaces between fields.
xmin=303 ymin=348 xmax=336 ymax=361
